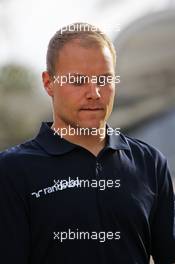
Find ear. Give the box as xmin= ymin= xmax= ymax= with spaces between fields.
xmin=42 ymin=71 xmax=54 ymax=97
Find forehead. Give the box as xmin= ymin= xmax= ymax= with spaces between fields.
xmin=55 ymin=40 xmax=115 ymax=74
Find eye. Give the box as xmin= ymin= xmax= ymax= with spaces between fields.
xmin=69 ymin=76 xmax=86 ymax=86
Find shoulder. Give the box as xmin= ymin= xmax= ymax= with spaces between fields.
xmin=0 ymin=139 xmax=43 ymax=193
xmin=120 ymin=133 xmax=168 ymax=170
xmin=120 ymin=134 xmax=173 ymax=192
xmin=0 ymin=138 xmax=42 ymax=169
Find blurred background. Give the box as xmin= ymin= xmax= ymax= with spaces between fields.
xmin=0 ymin=1 xmax=175 ymax=262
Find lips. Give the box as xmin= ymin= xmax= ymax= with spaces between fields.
xmin=80 ymin=106 xmax=104 ymax=111
xmin=81 ymin=108 xmax=103 ymax=110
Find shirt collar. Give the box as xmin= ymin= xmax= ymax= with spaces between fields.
xmin=34 ymin=122 xmax=129 ymax=155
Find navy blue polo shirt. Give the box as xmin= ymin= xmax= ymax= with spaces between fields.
xmin=0 ymin=122 xmax=175 ymax=264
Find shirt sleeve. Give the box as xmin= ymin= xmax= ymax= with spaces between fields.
xmin=0 ymin=155 xmax=31 ymax=263
xmin=151 ymin=155 xmax=175 ymax=264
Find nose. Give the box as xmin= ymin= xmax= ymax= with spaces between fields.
xmin=86 ymin=82 xmax=101 ymax=100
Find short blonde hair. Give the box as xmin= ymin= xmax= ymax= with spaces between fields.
xmin=46 ymin=22 xmax=116 ymax=75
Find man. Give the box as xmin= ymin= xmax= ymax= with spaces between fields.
xmin=0 ymin=22 xmax=174 ymax=264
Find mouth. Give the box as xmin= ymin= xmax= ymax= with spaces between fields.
xmin=80 ymin=108 xmax=104 ymax=111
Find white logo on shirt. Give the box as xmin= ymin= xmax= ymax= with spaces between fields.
xmin=31 ymin=177 xmax=81 ymax=198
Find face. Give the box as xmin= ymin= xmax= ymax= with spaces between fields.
xmin=43 ymin=39 xmax=116 ymax=129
